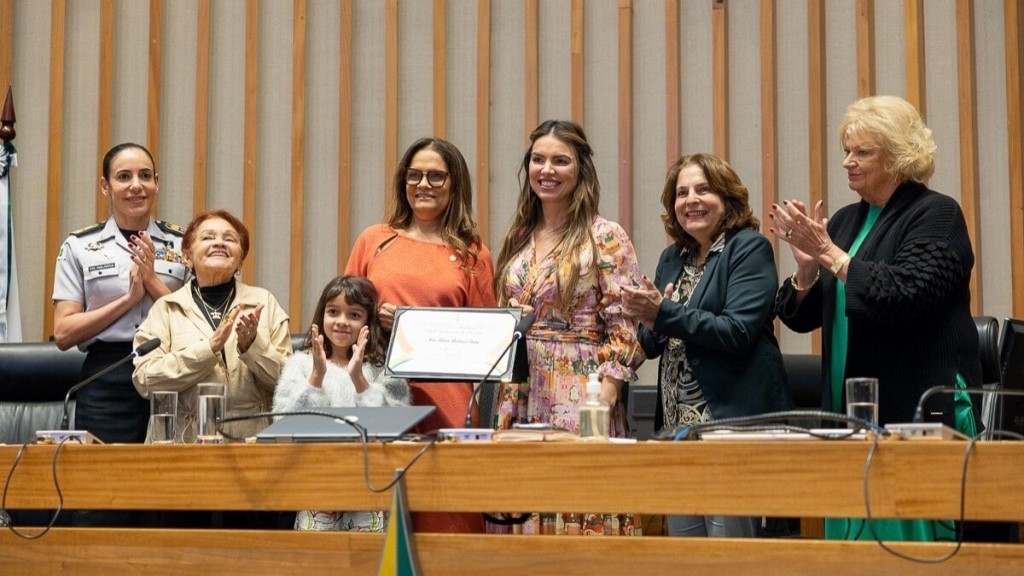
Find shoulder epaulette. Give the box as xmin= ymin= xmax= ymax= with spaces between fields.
xmin=70 ymin=222 xmax=105 ymax=237
xmin=155 ymin=220 xmax=186 ymax=235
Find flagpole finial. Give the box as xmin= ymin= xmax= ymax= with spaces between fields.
xmin=1 ymin=86 xmax=15 ymax=143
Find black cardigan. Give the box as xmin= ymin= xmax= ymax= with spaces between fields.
xmin=776 ymin=181 xmax=982 ymax=428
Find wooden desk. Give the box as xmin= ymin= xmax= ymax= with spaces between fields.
xmin=2 ymin=440 xmax=1023 ymax=575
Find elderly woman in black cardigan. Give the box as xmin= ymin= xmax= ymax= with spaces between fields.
xmin=770 ymin=95 xmax=981 ymax=541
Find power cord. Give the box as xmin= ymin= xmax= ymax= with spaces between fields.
xmin=655 ymin=409 xmax=890 ymax=441
xmin=858 ymin=431 xmax=974 ymax=562
xmin=2 ymin=437 xmax=72 ymax=539
xmin=219 ymin=410 xmax=437 ymax=493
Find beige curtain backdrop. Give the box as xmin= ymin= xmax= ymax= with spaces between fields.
xmin=2 ymin=1 xmax=1022 ymax=380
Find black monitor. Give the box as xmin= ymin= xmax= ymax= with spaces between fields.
xmin=997 ymin=318 xmax=1024 ymax=436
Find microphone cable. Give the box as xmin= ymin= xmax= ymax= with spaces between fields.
xmin=653 ymin=410 xmax=891 ymax=441
xmin=219 ymin=410 xmax=437 ymax=493
xmin=857 ymin=431 xmax=982 ymax=563
xmin=1 ymin=436 xmax=73 ymax=539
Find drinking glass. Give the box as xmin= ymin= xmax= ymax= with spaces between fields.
xmin=845 ymin=377 xmax=879 ymax=428
xmin=197 ymin=393 xmax=226 ymax=444
xmin=150 ymin=391 xmax=178 ymax=444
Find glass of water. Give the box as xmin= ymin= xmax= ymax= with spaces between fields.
xmin=845 ymin=377 xmax=879 ymax=428
xmin=150 ymin=391 xmax=178 ymax=444
xmin=197 ymin=393 xmax=226 ymax=444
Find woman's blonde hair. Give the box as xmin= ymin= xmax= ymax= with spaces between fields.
xmin=838 ymin=95 xmax=936 ymax=183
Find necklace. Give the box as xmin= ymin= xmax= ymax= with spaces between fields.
xmin=193 ymin=282 xmax=235 ymax=327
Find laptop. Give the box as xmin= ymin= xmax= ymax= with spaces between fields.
xmin=255 ymin=406 xmax=435 ymax=443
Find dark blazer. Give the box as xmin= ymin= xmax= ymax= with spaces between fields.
xmin=638 ymin=229 xmax=791 ymax=430
xmin=776 ymin=181 xmax=982 ymax=428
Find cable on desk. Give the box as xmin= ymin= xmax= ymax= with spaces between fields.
xmin=2 ymin=437 xmax=72 ymax=539
xmin=219 ymin=410 xmax=437 ymax=493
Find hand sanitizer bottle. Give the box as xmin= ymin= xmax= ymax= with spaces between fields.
xmin=578 ymin=372 xmax=610 ymax=441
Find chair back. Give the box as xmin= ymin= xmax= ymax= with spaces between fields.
xmin=974 ymin=315 xmax=1001 ymax=434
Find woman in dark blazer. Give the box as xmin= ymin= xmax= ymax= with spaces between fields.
xmin=623 ymin=152 xmax=790 ymax=538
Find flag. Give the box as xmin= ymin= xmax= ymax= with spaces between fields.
xmin=0 ymin=137 xmax=21 ymax=343
xmin=377 ymin=471 xmax=421 ymax=576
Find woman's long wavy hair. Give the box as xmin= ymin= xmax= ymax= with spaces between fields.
xmin=493 ymin=120 xmax=601 ymax=312
xmin=387 ymin=137 xmax=482 ymax=268
xmin=660 ymin=153 xmax=759 ymax=253
xmin=303 ymin=275 xmax=387 ymax=367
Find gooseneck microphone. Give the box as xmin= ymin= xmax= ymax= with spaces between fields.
xmin=463 ymin=312 xmax=536 ymax=427
xmin=911 ymin=384 xmax=1024 ymax=424
xmin=59 ymin=338 xmax=162 ymax=431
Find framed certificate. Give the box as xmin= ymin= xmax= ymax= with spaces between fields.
xmin=384 ymin=307 xmax=523 ymax=381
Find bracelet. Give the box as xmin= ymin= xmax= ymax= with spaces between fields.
xmin=791 ymin=270 xmax=819 ymax=292
xmin=829 ymin=253 xmax=851 ymax=276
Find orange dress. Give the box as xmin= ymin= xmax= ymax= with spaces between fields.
xmin=346 ymin=224 xmax=496 ymax=533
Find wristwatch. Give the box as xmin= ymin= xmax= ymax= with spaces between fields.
xmin=830 ymin=253 xmax=851 ymax=276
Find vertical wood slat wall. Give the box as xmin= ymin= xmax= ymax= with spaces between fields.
xmin=957 ymin=0 xmax=982 ymax=316
xmin=242 ymin=0 xmax=259 ymax=282
xmin=1007 ymin=0 xmax=1024 ymax=314
xmin=96 ymin=0 xmax=114 ymax=223
xmin=42 ymin=0 xmax=66 ymax=340
xmin=7 ymin=0 xmax=1024 ymax=340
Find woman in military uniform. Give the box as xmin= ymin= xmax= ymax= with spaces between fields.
xmin=52 ymin=142 xmax=188 ymax=447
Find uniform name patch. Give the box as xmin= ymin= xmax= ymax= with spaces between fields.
xmin=88 ymin=262 xmax=116 ymax=273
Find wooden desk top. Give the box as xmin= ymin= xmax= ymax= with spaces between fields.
xmin=3 ymin=439 xmax=1022 ymax=520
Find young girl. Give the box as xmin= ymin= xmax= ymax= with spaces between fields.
xmin=273 ymin=275 xmax=410 ymax=531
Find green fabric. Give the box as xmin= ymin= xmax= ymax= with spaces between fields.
xmin=829 ymin=205 xmax=882 ymax=414
xmin=953 ymin=372 xmax=977 ymax=438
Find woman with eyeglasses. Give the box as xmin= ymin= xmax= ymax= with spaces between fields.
xmin=345 ymin=137 xmax=495 ymax=533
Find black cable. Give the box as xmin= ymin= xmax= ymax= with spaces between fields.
xmin=859 ymin=432 xmax=979 ymax=562
xmin=218 ymin=410 xmax=437 ymax=494
xmin=655 ymin=409 xmax=890 ymax=441
xmin=2 ymin=437 xmax=71 ymax=539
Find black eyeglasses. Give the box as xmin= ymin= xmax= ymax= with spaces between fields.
xmin=405 ymin=169 xmax=449 ymax=188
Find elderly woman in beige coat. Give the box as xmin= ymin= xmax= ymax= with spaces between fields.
xmin=133 ymin=209 xmax=291 ymax=442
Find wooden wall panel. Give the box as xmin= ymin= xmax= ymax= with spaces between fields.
xmin=42 ymin=0 xmax=66 ymax=340
xmin=617 ymin=0 xmax=633 ymax=234
xmin=0 ymin=0 xmax=10 ymax=92
xmin=96 ymin=0 xmax=113 ymax=222
xmin=337 ymin=0 xmax=352 ymax=271
xmin=242 ymin=0 xmax=258 ymax=283
xmin=192 ymin=0 xmax=210 ymax=215
xmin=475 ymin=0 xmax=491 ymax=242
xmin=664 ymin=0 xmax=679 ymax=167
xmin=1007 ymin=0 xmax=1024 ymax=318
xmin=712 ymin=0 xmax=728 ymax=158
xmin=957 ymin=0 xmax=982 ymax=315
xmin=147 ymin=0 xmax=162 ymax=166
xmin=904 ymin=0 xmax=926 ymax=118
xmin=0 ymin=0 xmax=1019 ymax=349
xmin=289 ymin=0 xmax=307 ymax=333
xmin=855 ymin=0 xmax=875 ymax=97
xmin=571 ymin=0 xmax=584 ymax=125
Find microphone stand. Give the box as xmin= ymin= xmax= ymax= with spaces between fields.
xmin=60 ymin=355 xmax=137 ymax=430
xmin=464 ymin=337 xmax=521 ymax=428
xmin=59 ymin=338 xmax=162 ymax=431
xmin=912 ymin=385 xmax=1024 ymax=430
xmin=463 ymin=312 xmax=536 ymax=428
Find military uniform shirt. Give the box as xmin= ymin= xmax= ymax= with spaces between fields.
xmin=53 ymin=217 xmax=188 ymax=350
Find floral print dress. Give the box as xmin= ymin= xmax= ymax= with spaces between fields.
xmin=495 ymin=216 xmax=645 ymax=437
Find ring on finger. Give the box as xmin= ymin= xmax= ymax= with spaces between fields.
xmin=785 ymin=229 xmax=793 ymax=239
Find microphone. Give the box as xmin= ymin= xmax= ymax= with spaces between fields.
xmin=911 ymin=385 xmax=1024 ymax=424
xmin=462 ymin=312 xmax=535 ymax=428
xmin=58 ymin=338 xmax=162 ymax=431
